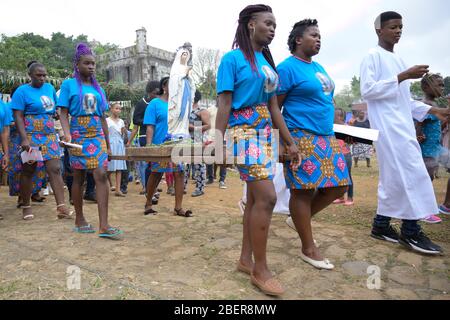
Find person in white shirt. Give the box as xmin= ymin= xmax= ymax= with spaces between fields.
xmin=360 ymin=11 xmax=450 ymax=255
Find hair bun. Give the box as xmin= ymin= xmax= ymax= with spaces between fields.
xmin=27 ymin=60 xmax=38 ymax=69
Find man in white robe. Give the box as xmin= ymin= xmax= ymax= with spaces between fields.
xmin=360 ymin=11 xmax=449 ymax=255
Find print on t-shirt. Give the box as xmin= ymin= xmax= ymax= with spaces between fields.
xmin=315 ymin=72 xmax=334 ymax=96
xmin=262 ymin=65 xmax=278 ymax=94
xmin=83 ymin=93 xmax=97 ymax=114
xmin=40 ymin=96 xmax=55 ymax=112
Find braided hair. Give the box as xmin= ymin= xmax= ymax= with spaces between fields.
xmin=73 ymin=43 xmax=107 ymax=112
xmin=287 ymin=19 xmax=318 ymax=54
xmin=232 ymin=4 xmax=276 ymax=72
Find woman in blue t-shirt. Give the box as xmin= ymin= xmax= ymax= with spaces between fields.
xmin=216 ymin=4 xmax=300 ymax=297
xmin=277 ymin=19 xmax=350 ymax=270
xmin=59 ymin=43 xmax=122 ymax=239
xmin=7 ymin=85 xmax=48 ymax=207
xmin=142 ymin=77 xmax=191 ymax=217
xmin=11 ymin=61 xmax=71 ymax=221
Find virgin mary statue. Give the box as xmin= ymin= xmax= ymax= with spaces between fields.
xmin=168 ymin=42 xmax=195 ymax=140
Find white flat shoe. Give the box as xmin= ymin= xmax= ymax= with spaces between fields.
xmin=299 ymin=252 xmax=334 ymax=270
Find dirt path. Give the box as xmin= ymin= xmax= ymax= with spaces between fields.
xmin=0 ymin=164 xmax=449 ymax=300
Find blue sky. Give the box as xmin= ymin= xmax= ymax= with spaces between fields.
xmin=2 ymin=0 xmax=449 ymax=91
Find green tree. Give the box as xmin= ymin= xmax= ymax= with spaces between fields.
xmin=350 ymin=76 xmax=361 ymax=99
xmin=410 ymin=81 xmax=423 ymax=99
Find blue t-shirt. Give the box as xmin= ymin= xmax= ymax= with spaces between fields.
xmin=217 ymin=49 xmax=278 ymax=110
xmin=57 ymin=78 xmax=108 ymax=117
xmin=420 ymin=114 xmax=441 ymax=158
xmin=10 ymin=83 xmax=57 ymax=115
xmin=0 ymin=100 xmax=10 ymax=131
xmin=277 ymin=56 xmax=335 ymax=136
xmin=143 ymin=98 xmax=168 ymax=145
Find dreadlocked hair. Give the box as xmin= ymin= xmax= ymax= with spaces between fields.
xmin=288 ymin=19 xmax=318 ymax=54
xmin=73 ymin=43 xmax=107 ymax=112
xmin=232 ymin=4 xmax=276 ymax=72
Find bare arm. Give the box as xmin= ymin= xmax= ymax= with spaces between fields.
xmin=268 ymin=95 xmax=301 ymax=168
xmin=1 ymin=126 xmax=9 ymax=170
xmin=215 ymin=93 xmax=232 ymax=162
xmin=127 ymin=126 xmax=139 ymax=147
xmin=59 ymin=108 xmax=71 ymax=143
xmin=100 ymin=116 xmax=111 ymax=151
xmin=146 ymin=125 xmax=155 ymax=146
xmin=199 ymin=110 xmax=211 ymax=132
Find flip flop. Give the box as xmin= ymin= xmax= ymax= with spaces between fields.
xmin=73 ymin=224 xmax=96 ymax=234
xmin=22 ymin=206 xmax=34 ymax=220
xmin=99 ymin=227 xmax=123 ymax=240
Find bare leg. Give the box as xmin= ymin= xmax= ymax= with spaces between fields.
xmin=72 ymin=169 xmax=88 ymax=227
xmin=20 ymin=162 xmax=37 ymax=218
xmin=92 ymin=167 xmax=110 ymax=232
xmin=115 ymin=171 xmax=121 ymax=193
xmin=45 ymin=159 xmax=68 ymax=215
xmin=174 ymin=171 xmax=185 ymax=210
xmin=444 ymin=178 xmax=450 ymax=207
xmin=145 ymin=172 xmax=163 ymax=208
xmin=291 ymin=187 xmax=347 ymax=260
xmin=247 ymin=180 xmax=277 ymax=283
xmin=239 ymin=184 xmax=255 ymax=270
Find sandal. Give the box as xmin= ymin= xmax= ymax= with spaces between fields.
xmin=56 ymin=204 xmax=74 ymax=219
xmin=174 ymin=208 xmax=193 ymax=217
xmin=31 ymin=194 xmax=46 ymax=203
xmin=73 ymin=224 xmax=96 ymax=234
xmin=22 ymin=206 xmax=34 ymax=220
xmin=99 ymin=227 xmax=123 ymax=240
xmin=144 ymin=207 xmax=158 ymax=216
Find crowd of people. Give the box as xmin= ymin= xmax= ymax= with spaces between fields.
xmin=0 ymin=5 xmax=449 ymax=297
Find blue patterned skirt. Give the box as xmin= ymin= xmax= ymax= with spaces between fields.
xmin=24 ymin=114 xmax=61 ymax=161
xmin=69 ymin=116 xmax=108 ymax=170
xmin=227 ymin=104 xmax=277 ymax=182
xmin=284 ymin=129 xmax=351 ymax=190
xmin=8 ymin=126 xmax=47 ymax=196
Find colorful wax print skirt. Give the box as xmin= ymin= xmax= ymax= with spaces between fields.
xmin=150 ymin=160 xmax=184 ymax=174
xmin=227 ymin=104 xmax=277 ymax=182
xmin=8 ymin=126 xmax=47 ymax=196
xmin=69 ymin=116 xmax=108 ymax=170
xmin=284 ymin=129 xmax=351 ymax=190
xmin=24 ymin=114 xmax=61 ymax=161
xmin=150 ymin=136 xmax=184 ymax=174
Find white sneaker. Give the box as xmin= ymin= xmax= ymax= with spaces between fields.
xmin=219 ymin=181 xmax=227 ymax=189
xmin=42 ymin=187 xmax=49 ymax=196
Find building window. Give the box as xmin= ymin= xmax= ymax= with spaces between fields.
xmin=126 ymin=66 xmax=131 ymax=84
xmin=106 ymin=70 xmax=111 ymax=82
xmin=151 ymin=66 xmax=156 ymax=80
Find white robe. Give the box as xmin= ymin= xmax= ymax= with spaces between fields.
xmin=360 ymin=46 xmax=438 ymax=220
xmin=168 ymin=48 xmax=195 ymax=140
